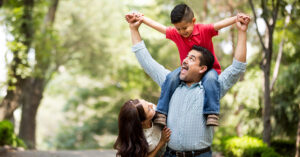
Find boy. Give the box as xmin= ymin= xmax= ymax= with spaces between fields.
xmin=126 ymin=4 xmax=250 ymax=127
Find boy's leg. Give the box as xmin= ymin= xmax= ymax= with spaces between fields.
xmin=154 ymin=67 xmax=181 ymax=127
xmin=202 ymin=69 xmax=220 ymax=126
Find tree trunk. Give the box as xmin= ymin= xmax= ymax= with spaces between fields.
xmin=0 ymin=81 xmax=25 ymax=120
xmin=19 ymin=78 xmax=45 ymax=149
xmin=262 ymin=62 xmax=272 ymax=145
xmin=296 ymin=104 xmax=300 ymax=157
xmin=0 ymin=0 xmax=34 ymax=121
xmin=18 ymin=0 xmax=59 ymax=149
xmin=249 ymin=0 xmax=281 ymax=146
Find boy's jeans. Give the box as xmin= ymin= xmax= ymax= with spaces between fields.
xmin=156 ymin=67 xmax=220 ymax=115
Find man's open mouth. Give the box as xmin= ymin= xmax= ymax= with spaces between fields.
xmin=181 ymin=64 xmax=189 ymax=73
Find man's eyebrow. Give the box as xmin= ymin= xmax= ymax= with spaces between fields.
xmin=190 ymin=55 xmax=196 ymax=59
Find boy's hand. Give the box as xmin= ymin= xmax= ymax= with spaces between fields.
xmin=125 ymin=12 xmax=144 ymax=24
xmin=237 ymin=13 xmax=251 ymax=25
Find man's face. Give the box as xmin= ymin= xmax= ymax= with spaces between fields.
xmin=173 ymin=19 xmax=195 ymax=38
xmin=180 ymin=50 xmax=206 ymax=85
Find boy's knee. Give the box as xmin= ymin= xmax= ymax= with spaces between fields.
xmin=203 ymin=69 xmax=218 ymax=82
xmin=166 ymin=67 xmax=181 ymax=82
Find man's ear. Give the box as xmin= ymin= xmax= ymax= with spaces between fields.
xmin=199 ymin=66 xmax=208 ymax=74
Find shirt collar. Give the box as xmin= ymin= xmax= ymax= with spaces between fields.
xmin=179 ymin=80 xmax=203 ymax=88
xmin=191 ymin=25 xmax=199 ymax=36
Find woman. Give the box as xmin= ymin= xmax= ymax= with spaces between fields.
xmin=114 ymin=99 xmax=171 ymax=157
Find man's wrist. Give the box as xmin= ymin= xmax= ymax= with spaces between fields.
xmin=129 ymin=26 xmax=138 ymax=31
xmin=238 ymin=29 xmax=247 ymax=33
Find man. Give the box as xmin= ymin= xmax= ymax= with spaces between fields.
xmin=128 ymin=15 xmax=249 ymax=157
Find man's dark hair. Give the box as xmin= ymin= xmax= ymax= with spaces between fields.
xmin=170 ymin=4 xmax=194 ymax=24
xmin=192 ymin=45 xmax=215 ymax=71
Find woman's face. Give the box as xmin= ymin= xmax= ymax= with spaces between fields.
xmin=139 ymin=99 xmax=156 ymax=121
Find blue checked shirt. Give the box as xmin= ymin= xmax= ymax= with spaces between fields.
xmin=132 ymin=41 xmax=247 ymax=151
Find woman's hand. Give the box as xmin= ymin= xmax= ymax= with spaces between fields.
xmin=160 ymin=127 xmax=171 ymax=144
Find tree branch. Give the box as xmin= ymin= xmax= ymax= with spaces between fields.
xmin=270 ymin=8 xmax=290 ymax=91
xmin=249 ymin=0 xmax=267 ymax=51
xmin=270 ymin=39 xmax=284 ymax=91
xmin=271 ymin=0 xmax=280 ymax=29
xmin=261 ymin=0 xmax=271 ymax=29
xmin=41 ymin=0 xmax=59 ymax=33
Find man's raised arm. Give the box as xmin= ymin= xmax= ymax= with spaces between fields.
xmin=234 ymin=21 xmax=248 ymax=62
xmin=218 ymin=19 xmax=250 ymax=98
xmin=128 ymin=18 xmax=170 ymax=87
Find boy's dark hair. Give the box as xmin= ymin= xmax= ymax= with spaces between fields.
xmin=171 ymin=3 xmax=194 ymax=24
xmin=192 ymin=45 xmax=214 ymax=71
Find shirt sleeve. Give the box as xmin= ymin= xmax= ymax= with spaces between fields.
xmin=166 ymin=26 xmax=178 ymax=41
xmin=218 ymin=59 xmax=247 ymax=98
xmin=200 ymin=24 xmax=218 ymax=38
xmin=132 ymin=41 xmax=171 ymax=87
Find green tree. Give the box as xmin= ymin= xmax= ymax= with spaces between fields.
xmin=249 ymin=0 xmax=292 ymax=145
xmin=0 ymin=0 xmax=34 ymax=121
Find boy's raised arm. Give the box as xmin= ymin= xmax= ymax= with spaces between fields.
xmin=213 ymin=13 xmax=250 ymax=31
xmin=213 ymin=16 xmax=237 ymax=31
xmin=142 ymin=16 xmax=167 ymax=34
xmin=126 ymin=12 xmax=167 ymax=34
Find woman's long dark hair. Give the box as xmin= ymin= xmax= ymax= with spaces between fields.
xmin=114 ymin=99 xmax=149 ymax=157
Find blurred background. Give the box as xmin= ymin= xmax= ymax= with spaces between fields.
xmin=0 ymin=0 xmax=299 ymax=156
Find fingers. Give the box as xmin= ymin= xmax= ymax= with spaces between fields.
xmin=125 ymin=13 xmax=137 ymax=23
xmin=237 ymin=13 xmax=251 ymax=25
xmin=162 ymin=127 xmax=172 ymax=139
xmin=236 ymin=21 xmax=248 ymax=32
xmin=125 ymin=11 xmax=144 ymax=24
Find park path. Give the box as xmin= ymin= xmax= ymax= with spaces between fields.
xmin=1 ymin=150 xmax=116 ymax=157
xmin=1 ymin=150 xmax=223 ymax=157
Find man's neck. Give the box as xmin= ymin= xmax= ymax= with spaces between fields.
xmin=185 ymin=76 xmax=203 ymax=87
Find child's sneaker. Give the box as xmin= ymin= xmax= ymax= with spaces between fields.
xmin=153 ymin=112 xmax=167 ymax=129
xmin=206 ymin=114 xmax=219 ymax=126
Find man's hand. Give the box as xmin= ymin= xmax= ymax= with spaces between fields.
xmin=236 ymin=13 xmax=251 ymax=25
xmin=236 ymin=21 xmax=248 ymax=32
xmin=129 ymin=18 xmax=142 ymax=30
xmin=125 ymin=12 xmax=143 ymax=30
xmin=236 ymin=14 xmax=250 ymax=32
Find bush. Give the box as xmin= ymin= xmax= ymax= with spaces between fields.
xmin=0 ymin=120 xmax=26 ymax=148
xmin=221 ymin=136 xmax=280 ymax=157
xmin=271 ymin=140 xmax=296 ymax=157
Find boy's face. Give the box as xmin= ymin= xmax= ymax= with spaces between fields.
xmin=173 ymin=18 xmax=196 ymax=38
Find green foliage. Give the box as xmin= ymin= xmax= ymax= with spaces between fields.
xmin=0 ymin=120 xmax=26 ymax=148
xmin=220 ymin=136 xmax=279 ymax=157
xmin=0 ymin=120 xmax=13 ymax=145
xmin=212 ymin=126 xmax=237 ymax=152
xmin=272 ymin=7 xmax=300 ymax=138
xmin=270 ymin=140 xmax=297 ymax=157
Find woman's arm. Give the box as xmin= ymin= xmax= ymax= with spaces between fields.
xmin=147 ymin=127 xmax=171 ymax=157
